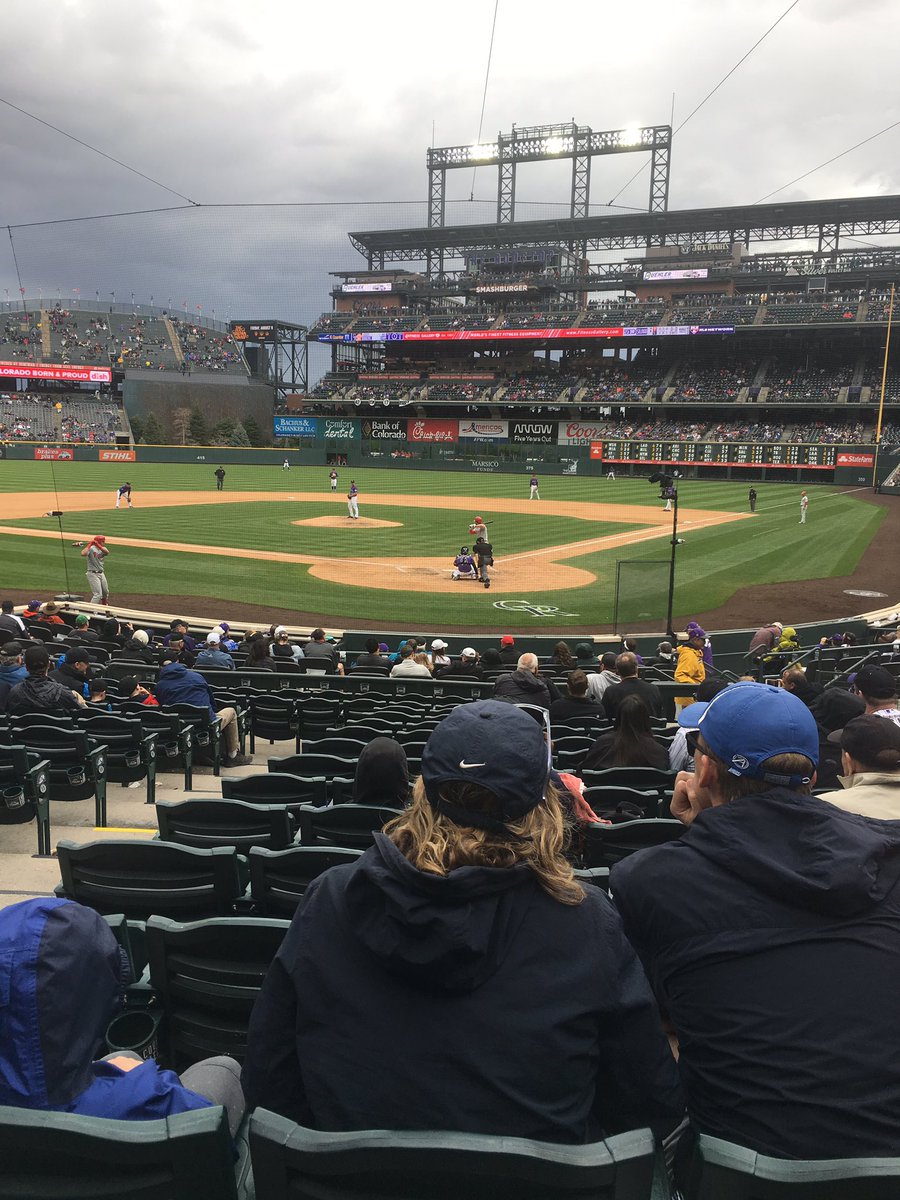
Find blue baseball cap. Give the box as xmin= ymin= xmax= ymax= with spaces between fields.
xmin=698 ymin=681 xmax=819 ymax=787
xmin=421 ymin=700 xmax=549 ymax=832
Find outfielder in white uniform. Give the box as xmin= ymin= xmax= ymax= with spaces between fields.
xmin=282 ymin=459 xmax=290 ymax=470
xmin=800 ymin=491 xmax=808 ymax=524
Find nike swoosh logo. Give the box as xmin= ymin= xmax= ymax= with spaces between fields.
xmin=459 ymin=760 xmax=486 ymax=769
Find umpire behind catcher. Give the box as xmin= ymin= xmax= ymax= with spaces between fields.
xmin=474 ymin=536 xmax=494 ymax=590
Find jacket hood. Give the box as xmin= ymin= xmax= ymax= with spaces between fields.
xmin=353 ymin=738 xmax=409 ymax=807
xmin=686 ymin=790 xmax=900 ymax=917
xmin=343 ymin=833 xmax=535 ymax=993
xmin=505 ymin=669 xmax=547 ymax=693
xmin=0 ymin=899 xmax=127 ymax=1108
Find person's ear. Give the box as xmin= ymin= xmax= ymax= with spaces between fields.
xmin=695 ymin=752 xmax=718 ymax=792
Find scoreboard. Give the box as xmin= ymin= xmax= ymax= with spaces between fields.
xmin=600 ymin=441 xmax=838 ymax=470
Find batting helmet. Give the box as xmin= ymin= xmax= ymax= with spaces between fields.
xmin=473 ymin=516 xmax=482 ymax=523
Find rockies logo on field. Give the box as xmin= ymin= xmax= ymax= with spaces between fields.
xmin=492 ymin=600 xmax=580 ymax=618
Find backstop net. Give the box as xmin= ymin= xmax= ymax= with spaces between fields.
xmin=612 ymin=560 xmax=670 ymax=632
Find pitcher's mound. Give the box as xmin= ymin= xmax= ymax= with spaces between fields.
xmin=293 ymin=516 xmax=402 ymax=529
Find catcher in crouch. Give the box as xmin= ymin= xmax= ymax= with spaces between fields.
xmin=451 ymin=546 xmax=477 ymax=581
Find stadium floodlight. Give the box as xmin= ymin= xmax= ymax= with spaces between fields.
xmin=543 ymin=137 xmax=565 ymax=155
xmin=468 ymin=143 xmax=497 ymax=161
xmin=619 ymin=127 xmax=643 ymax=146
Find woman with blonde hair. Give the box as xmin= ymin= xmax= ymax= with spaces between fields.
xmin=243 ymin=701 xmax=682 ymax=1143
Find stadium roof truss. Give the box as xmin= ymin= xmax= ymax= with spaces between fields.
xmin=349 ymin=194 xmax=900 ymax=273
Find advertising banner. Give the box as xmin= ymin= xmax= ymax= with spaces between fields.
xmin=407 ymin=418 xmax=458 ymax=443
xmin=341 ymin=282 xmax=392 ymax=293
xmin=98 ymin=449 xmax=136 ymax=462
xmin=558 ymin=420 xmax=610 ymax=446
xmin=321 ymin=417 xmax=357 ymax=439
xmin=590 ymin=442 xmax=604 ymax=459
xmin=0 ymin=360 xmax=112 ymax=383
xmin=273 ymin=415 xmax=318 ymax=438
xmin=836 ymin=452 xmax=874 ymax=467
xmin=361 ymin=418 xmax=406 ymax=440
xmin=34 ymin=447 xmax=74 ymax=460
xmin=458 ymin=419 xmax=508 ymax=441
xmin=509 ymin=420 xmax=557 ymax=444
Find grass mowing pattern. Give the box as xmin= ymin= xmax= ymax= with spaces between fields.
xmin=0 ymin=461 xmax=883 ymax=628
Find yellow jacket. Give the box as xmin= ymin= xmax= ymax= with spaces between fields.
xmin=675 ymin=644 xmax=706 ymax=707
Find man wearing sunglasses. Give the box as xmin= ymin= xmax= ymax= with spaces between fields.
xmin=612 ymin=681 xmax=900 ymax=1164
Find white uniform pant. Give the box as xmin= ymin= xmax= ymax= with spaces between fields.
xmin=800 ymin=508 xmax=807 ymax=524
xmin=87 ymin=570 xmax=109 ymax=603
xmin=530 ymin=485 xmax=539 ymax=499
xmin=115 ymin=495 xmax=131 ymax=508
xmin=348 ymin=496 xmax=359 ymax=518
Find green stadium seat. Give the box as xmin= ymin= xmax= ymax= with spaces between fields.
xmin=583 ymin=820 xmax=684 ymax=869
xmin=155 ymin=798 xmax=296 ymax=852
xmin=294 ymin=802 xmax=403 ymax=849
xmin=0 ymin=1104 xmax=237 ymax=1200
xmin=248 ymin=845 xmax=364 ymax=916
xmin=248 ymin=1110 xmax=661 ymax=1200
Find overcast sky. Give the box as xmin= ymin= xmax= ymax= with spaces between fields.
xmin=2 ymin=0 xmax=898 ymax=361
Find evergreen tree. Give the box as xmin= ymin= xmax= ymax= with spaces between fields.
xmin=129 ymin=415 xmax=144 ymax=444
xmin=211 ymin=417 xmax=236 ymax=444
xmin=230 ymin=421 xmax=251 ymax=448
xmin=242 ymin=414 xmax=263 ymax=446
xmin=188 ymin=407 xmax=209 ymax=445
xmin=141 ymin=412 xmax=163 ymax=444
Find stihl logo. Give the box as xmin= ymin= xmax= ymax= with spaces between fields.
xmin=98 ymin=449 xmax=136 ymax=462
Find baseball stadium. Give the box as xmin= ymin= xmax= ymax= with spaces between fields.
xmin=5 ymin=13 xmax=900 ymax=1186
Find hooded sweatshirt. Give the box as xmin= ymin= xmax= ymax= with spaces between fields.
xmin=352 ymin=738 xmax=410 ymax=808
xmin=242 ymin=833 xmax=683 ymax=1142
xmin=0 ymin=898 xmax=212 ymax=1121
xmin=492 ymin=668 xmax=557 ymax=709
xmin=612 ymin=791 xmax=900 ymax=1159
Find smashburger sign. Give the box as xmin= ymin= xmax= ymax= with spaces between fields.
xmin=558 ymin=421 xmax=608 ymax=446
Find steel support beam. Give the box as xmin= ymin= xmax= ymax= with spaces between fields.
xmin=571 ymin=129 xmax=592 ymax=219
xmin=498 ymin=146 xmax=516 ymax=224
xmin=428 ymin=167 xmax=445 ymax=228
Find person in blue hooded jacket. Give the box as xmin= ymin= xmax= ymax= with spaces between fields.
xmin=612 ymin=682 xmax=900 ymax=1163
xmin=0 ymin=898 xmax=244 ymax=1130
xmin=242 ymin=700 xmax=683 ymax=1144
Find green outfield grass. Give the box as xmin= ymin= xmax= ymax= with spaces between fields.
xmin=0 ymin=460 xmax=884 ymax=629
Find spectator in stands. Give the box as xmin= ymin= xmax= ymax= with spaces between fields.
xmin=245 ymin=636 xmax=275 ymax=671
xmin=851 ymin=665 xmax=900 ymax=726
xmin=0 ymin=600 xmax=26 ymax=635
xmin=100 ymin=617 xmax=134 ymax=647
xmin=574 ymin=642 xmax=596 ymax=665
xmin=551 ymin=641 xmax=577 ymax=670
xmin=644 ymin=641 xmax=676 ymax=670
xmin=194 ymin=632 xmax=235 ymax=670
xmin=780 ymin=665 xmax=821 ymax=708
xmin=674 ymin=634 xmax=706 ymax=714
xmin=119 ymin=675 xmax=158 ymax=706
xmin=437 ymin=647 xmax=484 ymax=680
xmin=242 ymin=700 xmax=683 ymax=1140
xmin=122 ymin=629 xmax=158 ymax=664
xmin=480 ymin=647 xmax=503 ymax=669
xmin=155 ymin=651 xmax=251 ymax=766
xmin=163 ymin=619 xmax=196 ymax=652
xmin=72 ymin=614 xmax=98 ymax=643
xmin=761 ymin=625 xmax=801 ymax=675
xmin=685 ymin=622 xmax=713 ymax=668
xmin=748 ymin=620 xmax=783 ymax=656
xmin=585 ymin=652 xmax=620 ymax=702
xmin=390 ymin=644 xmax=432 ymax=678
xmin=493 ymin=653 xmax=559 ymax=710
xmin=88 ymin=678 xmax=111 ymax=708
xmin=49 ymin=646 xmax=92 ymax=699
xmin=37 ymin=602 xmax=65 ymax=627
xmin=7 ymin=645 xmax=86 ymax=713
xmin=429 ymin=639 xmax=452 ymax=671
xmin=548 ymin=670 xmax=607 ymax=723
xmin=0 ymin=643 xmax=27 ymax=712
xmin=0 ymin=898 xmax=244 ymax=1131
xmin=498 ymin=634 xmax=518 ymax=665
xmin=163 ymin=632 xmax=195 ymax=668
xmin=303 ymin=628 xmax=344 ymax=675
xmin=621 ymin=638 xmax=644 ymax=665
xmin=352 ymin=636 xmax=386 ymax=671
xmin=603 ymin=653 xmax=662 ymax=721
xmin=613 ymin=682 xmax=900 ymax=1162
xmin=581 ymin=695 xmax=669 ymax=771
xmin=269 ymin=627 xmax=304 ymax=665
xmin=215 ymin=623 xmax=239 ymax=652
xmin=818 ymin=715 xmax=900 ymax=820
xmin=353 ymin=737 xmax=410 ymax=808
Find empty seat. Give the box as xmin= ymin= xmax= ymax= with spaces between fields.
xmin=0 ymin=1104 xmax=237 ymax=1200
xmin=295 ymin=803 xmax=403 ymax=850
xmin=145 ymin=915 xmax=290 ymax=1069
xmin=56 ymin=839 xmax=245 ymax=921
xmin=156 ymin=799 xmax=295 ymax=852
xmin=583 ymin=820 xmax=684 ymax=869
xmin=248 ymin=1111 xmax=659 ymax=1200
xmin=222 ymin=771 xmax=328 ymax=808
xmin=249 ymin=845 xmax=364 ymax=916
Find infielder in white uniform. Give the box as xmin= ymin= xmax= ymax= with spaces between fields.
xmin=329 ymin=470 xmax=338 ymax=491
xmin=115 ymin=482 xmax=133 ymax=508
xmin=529 ymin=475 xmax=540 ymax=500
xmin=282 ymin=459 xmax=290 ymax=470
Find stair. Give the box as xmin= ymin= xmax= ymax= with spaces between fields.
xmin=162 ymin=317 xmax=184 ymax=364
xmin=752 ymin=304 xmax=767 ymax=326
xmin=40 ymin=310 xmax=51 ymax=359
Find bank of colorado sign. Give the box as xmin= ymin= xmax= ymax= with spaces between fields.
xmin=558 ymin=421 xmax=608 ymax=446
xmin=509 ymin=420 xmax=556 ymax=444
xmin=362 ymin=418 xmax=406 ymax=440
